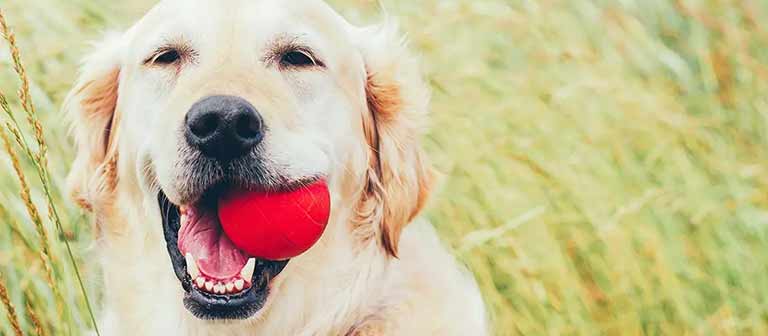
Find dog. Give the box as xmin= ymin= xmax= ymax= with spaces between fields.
xmin=64 ymin=0 xmax=488 ymax=334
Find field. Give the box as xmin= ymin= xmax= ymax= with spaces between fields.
xmin=2 ymin=0 xmax=768 ymax=335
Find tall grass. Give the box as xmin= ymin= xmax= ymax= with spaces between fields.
xmin=0 ymin=274 xmax=22 ymax=336
xmin=1 ymin=0 xmax=768 ymax=335
xmin=0 ymin=7 xmax=99 ymax=336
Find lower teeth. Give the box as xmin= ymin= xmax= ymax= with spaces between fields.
xmin=185 ymin=254 xmax=252 ymax=294
xmin=195 ymin=276 xmax=249 ymax=294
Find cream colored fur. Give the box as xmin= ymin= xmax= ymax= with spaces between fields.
xmin=64 ymin=1 xmax=488 ymax=335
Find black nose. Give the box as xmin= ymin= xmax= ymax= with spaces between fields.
xmin=185 ymin=95 xmax=264 ymax=162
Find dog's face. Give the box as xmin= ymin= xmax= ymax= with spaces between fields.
xmin=65 ymin=0 xmax=432 ymax=323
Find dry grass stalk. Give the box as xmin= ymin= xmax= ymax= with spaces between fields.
xmin=0 ymin=124 xmax=63 ymax=312
xmin=0 ymin=274 xmax=23 ymax=336
xmin=0 ymin=198 xmax=36 ymax=251
xmin=26 ymin=304 xmax=46 ymax=336
xmin=0 ymin=93 xmax=35 ymax=160
xmin=25 ymin=294 xmax=47 ymax=336
xmin=0 ymin=9 xmax=101 ymax=335
xmin=0 ymin=9 xmax=47 ymax=167
xmin=0 ymin=126 xmax=53 ymax=270
xmin=0 ymin=10 xmax=56 ymax=244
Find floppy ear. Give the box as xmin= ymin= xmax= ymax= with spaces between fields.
xmin=355 ymin=23 xmax=435 ymax=257
xmin=64 ymin=33 xmax=124 ymax=212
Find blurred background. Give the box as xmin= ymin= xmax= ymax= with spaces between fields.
xmin=1 ymin=0 xmax=768 ymax=335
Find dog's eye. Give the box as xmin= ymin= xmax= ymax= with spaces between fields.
xmin=280 ymin=50 xmax=317 ymax=68
xmin=149 ymin=49 xmax=181 ymax=65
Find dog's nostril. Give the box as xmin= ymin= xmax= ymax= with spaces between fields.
xmin=185 ymin=95 xmax=264 ymax=162
xmin=190 ymin=113 xmax=220 ymax=138
xmin=235 ymin=112 xmax=261 ymax=140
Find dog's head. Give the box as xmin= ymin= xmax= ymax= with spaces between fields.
xmin=64 ymin=0 xmax=432 ymax=322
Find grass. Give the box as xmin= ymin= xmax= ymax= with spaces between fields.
xmin=1 ymin=0 xmax=768 ymax=335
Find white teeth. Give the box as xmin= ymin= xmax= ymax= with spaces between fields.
xmin=195 ymin=276 xmax=249 ymax=294
xmin=240 ymin=258 xmax=256 ymax=280
xmin=185 ymin=253 xmax=200 ymax=279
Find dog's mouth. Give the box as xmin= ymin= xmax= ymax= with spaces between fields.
xmin=159 ymin=186 xmax=288 ymax=320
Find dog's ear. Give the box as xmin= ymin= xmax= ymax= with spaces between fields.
xmin=355 ymin=23 xmax=435 ymax=257
xmin=64 ymin=33 xmax=124 ymax=212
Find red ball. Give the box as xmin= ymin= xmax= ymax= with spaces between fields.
xmin=218 ymin=180 xmax=331 ymax=261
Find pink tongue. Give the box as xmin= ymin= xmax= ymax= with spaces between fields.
xmin=177 ymin=207 xmax=248 ymax=279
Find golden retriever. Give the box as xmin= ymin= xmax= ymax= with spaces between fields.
xmin=64 ymin=0 xmax=488 ymax=334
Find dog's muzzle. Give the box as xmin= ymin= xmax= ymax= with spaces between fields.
xmin=158 ymin=95 xmax=290 ymax=320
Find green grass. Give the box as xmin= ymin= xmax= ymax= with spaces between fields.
xmin=2 ymin=0 xmax=768 ymax=335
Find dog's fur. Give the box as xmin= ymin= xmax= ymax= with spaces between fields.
xmin=64 ymin=0 xmax=488 ymax=334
